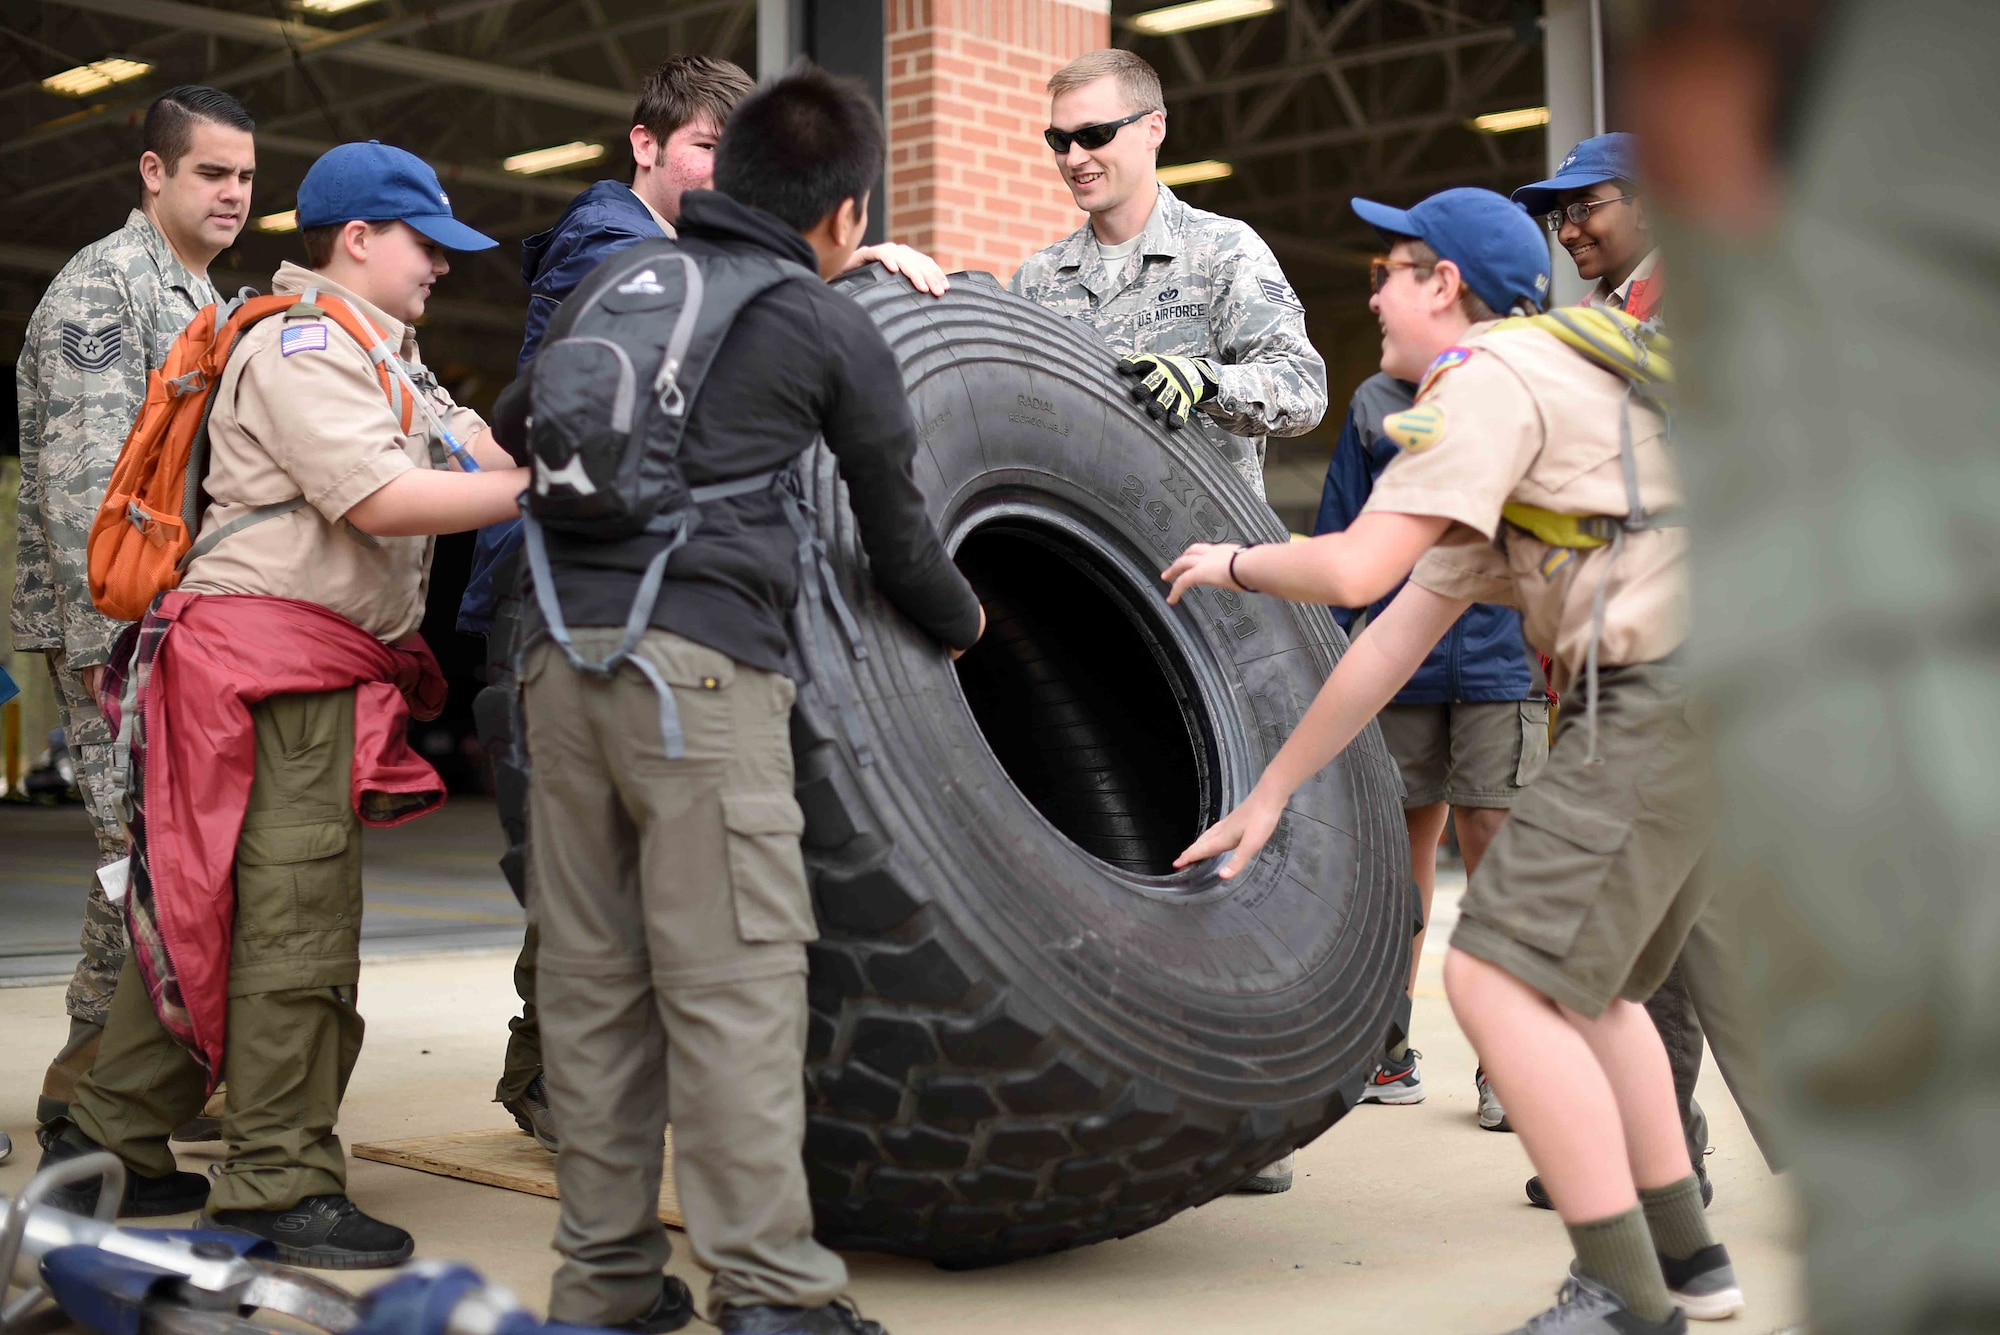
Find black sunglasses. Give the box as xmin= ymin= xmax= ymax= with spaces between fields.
xmin=1044 ymin=110 xmax=1150 ymax=154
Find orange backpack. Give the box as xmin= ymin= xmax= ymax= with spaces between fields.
xmin=88 ymin=290 xmax=414 ymax=622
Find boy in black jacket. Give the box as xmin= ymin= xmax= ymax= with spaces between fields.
xmin=518 ymin=70 xmax=982 ymax=1335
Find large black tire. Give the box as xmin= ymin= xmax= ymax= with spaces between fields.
xmin=793 ymin=267 xmax=1413 ymax=1265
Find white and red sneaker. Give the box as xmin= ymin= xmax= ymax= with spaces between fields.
xmin=1359 ymin=1048 xmax=1425 ymax=1105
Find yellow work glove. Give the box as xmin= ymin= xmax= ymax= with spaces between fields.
xmin=1117 ymin=352 xmax=1218 ymax=430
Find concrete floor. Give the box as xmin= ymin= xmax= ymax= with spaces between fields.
xmin=2 ymin=799 xmax=525 ymax=985
xmin=0 ymin=799 xmax=1806 ymax=1334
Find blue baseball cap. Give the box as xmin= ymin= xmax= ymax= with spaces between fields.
xmin=297 ymin=141 xmax=497 ymax=252
xmin=1510 ymin=132 xmax=1640 ymax=217
xmin=1350 ymin=187 xmax=1550 ymax=314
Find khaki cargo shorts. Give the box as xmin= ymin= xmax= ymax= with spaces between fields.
xmin=1377 ymin=698 xmax=1551 ymax=809
xmin=1448 ymin=663 xmax=1717 ymax=1018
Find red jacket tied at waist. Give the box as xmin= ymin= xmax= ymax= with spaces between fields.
xmin=107 ymin=591 xmax=447 ymax=1087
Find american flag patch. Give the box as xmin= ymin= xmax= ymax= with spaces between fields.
xmin=280 ymin=323 xmax=329 ymax=356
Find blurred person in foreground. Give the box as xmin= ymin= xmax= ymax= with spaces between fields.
xmin=1631 ymin=0 xmax=1999 ymax=1330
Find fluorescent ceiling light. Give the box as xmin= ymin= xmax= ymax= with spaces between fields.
xmin=256 ymin=210 xmax=298 ymax=234
xmin=1130 ymin=0 xmax=1279 ymax=37
xmin=1469 ymin=105 xmax=1550 ymax=134
xmin=503 ymin=141 xmax=605 ymax=175
xmin=297 ymin=0 xmax=385 ymax=13
xmin=41 ymin=58 xmax=152 ymax=98
xmin=1157 ymin=159 xmax=1233 ymax=187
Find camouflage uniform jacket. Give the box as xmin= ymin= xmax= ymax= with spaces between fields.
xmin=12 ymin=209 xmax=220 ymax=665
xmin=1009 ymin=184 xmax=1328 ymax=495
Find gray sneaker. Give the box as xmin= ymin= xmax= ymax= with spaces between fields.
xmin=503 ymin=1072 xmax=560 ymax=1153
xmin=1476 ymin=1066 xmax=1511 ymax=1132
xmin=1660 ymin=1244 xmax=1744 ymax=1321
xmin=1500 ymin=1270 xmax=1687 ymax=1334
xmin=1235 ymin=1153 xmax=1294 ymax=1193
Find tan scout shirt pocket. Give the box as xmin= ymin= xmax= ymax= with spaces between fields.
xmin=1485 ymin=791 xmax=1627 ymax=957
xmin=722 ymin=791 xmax=816 ymax=944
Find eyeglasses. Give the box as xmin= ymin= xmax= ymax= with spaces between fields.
xmin=1540 ymin=195 xmax=1635 ymax=231
xmin=1369 ymin=257 xmax=1435 ymax=294
xmin=1044 ymin=110 xmax=1150 ymax=154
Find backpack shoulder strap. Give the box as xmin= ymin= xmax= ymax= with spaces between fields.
xmin=310 ymin=292 xmax=417 ymax=434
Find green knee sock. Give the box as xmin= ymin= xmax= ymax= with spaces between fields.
xmin=1639 ymin=1174 xmax=1715 ymax=1261
xmin=1567 ymin=1206 xmax=1674 ymax=1323
xmin=1385 ymin=1035 xmax=1410 ymax=1060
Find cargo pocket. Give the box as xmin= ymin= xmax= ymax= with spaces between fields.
xmin=722 ymin=792 xmax=816 ymax=943
xmin=234 ymin=819 xmax=353 ymax=938
xmin=1487 ymin=793 xmax=1628 ymax=957
xmin=1515 ymin=700 xmax=1552 ymax=787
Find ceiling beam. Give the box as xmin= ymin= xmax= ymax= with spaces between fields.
xmin=1164 ymin=24 xmax=1518 ymax=103
xmin=255 ymin=133 xmax=587 ymax=204
xmin=1 ymin=0 xmax=520 ymax=156
xmin=38 ymin=0 xmax=632 ymax=116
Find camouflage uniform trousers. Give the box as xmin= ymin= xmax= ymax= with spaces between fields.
xmin=45 ymin=646 xmax=129 ymax=1025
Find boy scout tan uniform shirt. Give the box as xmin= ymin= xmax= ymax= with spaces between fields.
xmin=182 ymin=261 xmax=486 ymax=642
xmin=1361 ymin=321 xmax=1686 ymax=695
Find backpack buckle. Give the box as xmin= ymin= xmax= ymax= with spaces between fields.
xmin=655 ymin=357 xmax=686 ymax=418
xmin=167 ymin=371 xmax=206 ymax=396
xmin=126 ymin=502 xmax=149 ymax=532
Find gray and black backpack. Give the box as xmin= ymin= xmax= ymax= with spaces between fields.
xmin=519 ymin=239 xmax=872 ymax=761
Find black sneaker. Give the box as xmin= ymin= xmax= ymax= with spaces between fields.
xmin=1660 ymin=1243 xmax=1744 ymax=1321
xmin=210 ymin=1194 xmax=414 ymax=1270
xmin=502 ymin=1072 xmax=559 ymax=1153
xmin=1527 ymin=1168 xmax=1712 ymax=1212
xmin=1357 ymin=1048 xmax=1425 ymax=1105
xmin=718 ymin=1299 xmax=886 ymax=1335
xmin=612 ymin=1275 xmax=695 ymax=1334
xmin=36 ymin=1122 xmax=209 ymax=1217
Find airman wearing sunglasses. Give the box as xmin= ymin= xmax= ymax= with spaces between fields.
xmin=1008 ymin=49 xmax=1327 ymax=497
xmin=1513 ymin=133 xmax=1661 ymax=319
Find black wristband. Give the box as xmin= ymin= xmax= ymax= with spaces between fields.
xmin=1228 ymin=544 xmax=1256 ymax=593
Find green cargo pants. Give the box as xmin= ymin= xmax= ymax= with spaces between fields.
xmin=497 ymin=920 xmax=543 ymax=1105
xmin=523 ymin=629 xmax=848 ymax=1326
xmin=69 ymin=688 xmax=365 ymax=1213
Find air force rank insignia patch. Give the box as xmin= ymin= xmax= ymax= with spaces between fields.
xmin=1257 ymin=276 xmax=1304 ymax=311
xmin=280 ymin=323 xmax=329 ymax=357
xmin=60 ymin=322 xmax=122 ymax=373
xmin=1384 ymin=401 xmax=1445 ymax=453
xmin=1417 ymin=345 xmax=1474 ymax=399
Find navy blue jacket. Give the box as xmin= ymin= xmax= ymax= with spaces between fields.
xmin=1314 ymin=373 xmax=1532 ymax=704
xmin=459 ymin=181 xmax=665 ymax=633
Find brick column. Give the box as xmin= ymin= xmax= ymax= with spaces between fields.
xmin=885 ymin=0 xmax=1111 ymax=282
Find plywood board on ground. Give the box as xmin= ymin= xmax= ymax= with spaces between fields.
xmin=353 ymin=1126 xmax=682 ymax=1228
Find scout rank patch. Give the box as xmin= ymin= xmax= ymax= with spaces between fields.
xmin=280 ymin=323 xmax=329 ymax=357
xmin=1417 ymin=344 xmax=1474 ymax=399
xmin=1384 ymin=401 xmax=1445 ymax=453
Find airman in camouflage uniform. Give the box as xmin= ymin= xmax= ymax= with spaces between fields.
xmin=1010 ymin=182 xmax=1327 ymax=497
xmin=15 ymin=209 xmax=219 ymax=1040
xmin=13 ymin=85 xmax=254 ymax=1125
